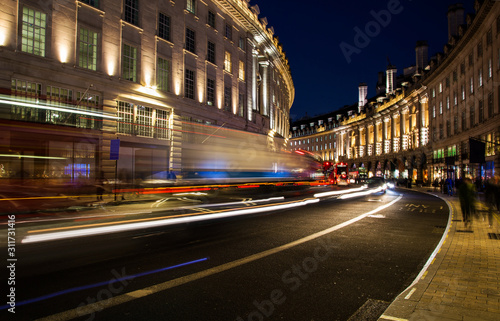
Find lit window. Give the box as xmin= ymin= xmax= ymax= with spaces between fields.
xmin=136 ymin=105 xmax=153 ymax=137
xmin=21 ymin=7 xmax=46 ymax=56
xmin=155 ymin=109 xmax=170 ymax=140
xmin=157 ymin=57 xmax=170 ymax=92
xmin=78 ymin=28 xmax=98 ymax=71
xmin=224 ymin=51 xmax=232 ymax=72
xmin=117 ymin=101 xmax=134 ymax=134
xmin=124 ymin=0 xmax=139 ymax=26
xmin=238 ymin=61 xmax=245 ymax=80
xmin=478 ymin=69 xmax=483 ymax=87
xmin=122 ymin=44 xmax=137 ymax=82
xmin=187 ymin=0 xmax=195 ymax=14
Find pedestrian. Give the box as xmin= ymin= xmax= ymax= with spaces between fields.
xmin=458 ymin=178 xmax=476 ymax=228
xmin=484 ymin=176 xmax=500 ymax=227
xmin=445 ymin=177 xmax=453 ymax=196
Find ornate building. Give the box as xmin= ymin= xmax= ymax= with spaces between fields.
xmin=290 ymin=0 xmax=500 ymax=185
xmin=0 ymin=0 xmax=294 ymax=186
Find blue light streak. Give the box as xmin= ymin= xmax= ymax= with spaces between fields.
xmin=0 ymin=257 xmax=208 ymax=310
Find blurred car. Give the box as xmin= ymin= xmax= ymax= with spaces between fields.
xmin=365 ymin=177 xmax=387 ymax=193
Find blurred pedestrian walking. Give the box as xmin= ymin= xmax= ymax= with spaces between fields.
xmin=485 ymin=176 xmax=499 ymax=227
xmin=458 ymin=178 xmax=476 ymax=228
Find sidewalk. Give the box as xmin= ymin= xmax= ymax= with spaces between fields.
xmin=378 ymin=187 xmax=500 ymax=321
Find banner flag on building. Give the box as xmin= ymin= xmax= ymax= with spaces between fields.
xmin=469 ymin=138 xmax=485 ymax=164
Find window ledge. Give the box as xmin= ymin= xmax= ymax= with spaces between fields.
xmin=77 ymin=1 xmax=105 ymax=16
xmin=183 ymin=49 xmax=198 ymax=58
xmin=121 ymin=20 xmax=143 ymax=33
xmin=156 ymin=36 xmax=174 ymax=48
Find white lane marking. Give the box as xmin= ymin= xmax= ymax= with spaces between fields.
xmin=379 ymin=315 xmax=409 ymax=321
xmin=36 ymin=195 xmax=403 ymax=321
xmin=404 ymin=287 xmax=417 ymax=300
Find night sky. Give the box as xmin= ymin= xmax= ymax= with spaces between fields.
xmin=249 ymin=0 xmax=474 ymax=121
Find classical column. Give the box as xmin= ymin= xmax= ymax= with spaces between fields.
xmin=252 ymin=49 xmax=258 ymax=113
xmin=259 ymin=61 xmax=270 ymax=117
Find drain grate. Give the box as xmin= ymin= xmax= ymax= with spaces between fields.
xmin=456 ymin=230 xmax=474 ymax=233
xmin=488 ymin=233 xmax=500 ymax=240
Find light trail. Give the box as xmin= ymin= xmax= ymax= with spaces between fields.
xmin=22 ymin=198 xmax=319 ymax=243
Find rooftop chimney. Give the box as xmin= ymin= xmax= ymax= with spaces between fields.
xmin=448 ymin=4 xmax=464 ymax=40
xmin=386 ymin=65 xmax=397 ymax=95
xmin=415 ymin=40 xmax=429 ymax=74
xmin=358 ymin=83 xmax=368 ymax=112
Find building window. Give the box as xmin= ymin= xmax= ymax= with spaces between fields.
xmin=469 ymin=52 xmax=473 ymax=66
xmin=224 ymin=86 xmax=231 ymax=112
xmin=238 ymin=93 xmax=245 ymax=117
xmin=487 ymin=29 xmax=492 ymax=46
xmin=238 ymin=61 xmax=245 ymax=80
xmin=432 ymin=105 xmax=436 ymax=118
xmin=158 ymin=13 xmax=171 ymax=42
xmin=122 ymin=44 xmax=137 ymax=82
xmin=206 ymin=78 xmax=215 ymax=106
xmin=439 ymin=101 xmax=443 ymax=115
xmin=470 ymin=105 xmax=475 ymax=126
xmin=446 ymin=120 xmax=451 ymax=137
xmin=76 ymin=91 xmax=100 ymax=129
xmin=439 ymin=123 xmax=443 ymax=139
xmin=454 ymin=115 xmax=458 ymax=134
xmin=478 ymin=69 xmax=483 ymax=87
xmin=157 ymin=57 xmax=170 ymax=92
xmin=462 ymin=110 xmax=467 ymax=130
xmin=78 ymin=28 xmax=98 ymax=71
xmin=460 ymin=62 xmax=465 ymax=74
xmin=439 ymin=82 xmax=442 ymax=93
xmin=136 ymin=105 xmax=153 ymax=137
xmin=470 ymin=77 xmax=474 ymax=94
xmin=224 ymin=51 xmax=232 ymax=72
xmin=185 ymin=28 xmax=196 ymax=53
xmin=207 ymin=10 xmax=216 ymax=28
xmin=79 ymin=0 xmax=99 ymax=8
xmin=186 ymin=0 xmax=195 ymax=14
xmin=155 ymin=109 xmax=170 ymax=140
xmin=446 ymin=97 xmax=450 ymax=110
xmin=117 ymin=101 xmax=134 ymax=134
xmin=185 ymin=69 xmax=195 ymax=99
xmin=477 ymin=41 xmax=483 ymax=58
xmin=21 ymin=7 xmax=46 ymax=56
xmin=207 ymin=41 xmax=216 ymax=64
xmin=124 ymin=0 xmax=139 ymax=26
xmin=478 ymin=100 xmax=484 ymax=123
xmin=461 ymin=84 xmax=465 ymax=100
xmin=225 ymin=23 xmax=232 ymax=40
xmin=81 ymin=0 xmax=99 ymax=7
xmin=488 ymin=93 xmax=494 ymax=117
xmin=239 ymin=37 xmax=245 ymax=50
xmin=454 ymin=91 xmax=458 ymax=106
xmin=488 ymin=58 xmax=492 ymax=79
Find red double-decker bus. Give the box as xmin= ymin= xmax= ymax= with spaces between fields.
xmin=326 ymin=162 xmax=349 ymax=185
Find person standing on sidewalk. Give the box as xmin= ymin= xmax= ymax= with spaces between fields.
xmin=458 ymin=178 xmax=476 ymax=228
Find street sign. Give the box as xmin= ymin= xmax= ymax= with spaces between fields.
xmin=110 ymin=139 xmax=120 ymax=160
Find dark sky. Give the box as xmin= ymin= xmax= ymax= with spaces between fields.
xmin=249 ymin=0 xmax=474 ymax=121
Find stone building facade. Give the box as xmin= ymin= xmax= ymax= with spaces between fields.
xmin=290 ymin=0 xmax=500 ymax=185
xmin=0 ymin=0 xmax=294 ymax=186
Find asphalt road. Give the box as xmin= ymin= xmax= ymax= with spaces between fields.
xmin=2 ymin=187 xmax=449 ymax=321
